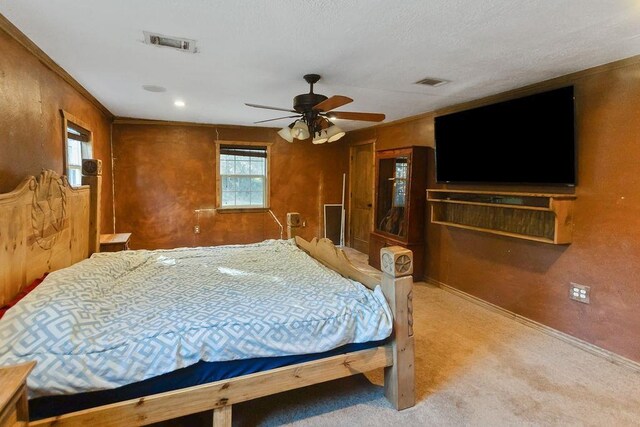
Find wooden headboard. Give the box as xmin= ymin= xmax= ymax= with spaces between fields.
xmin=0 ymin=170 xmax=99 ymax=305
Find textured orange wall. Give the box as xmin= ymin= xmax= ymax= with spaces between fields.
xmin=348 ymin=58 xmax=640 ymax=363
xmin=112 ymin=123 xmax=349 ymax=249
xmin=0 ymin=28 xmax=114 ymax=232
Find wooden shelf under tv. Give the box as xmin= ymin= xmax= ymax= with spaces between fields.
xmin=427 ymin=189 xmax=576 ymax=244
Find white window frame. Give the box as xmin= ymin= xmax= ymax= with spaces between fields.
xmin=61 ymin=110 xmax=93 ymax=187
xmin=215 ymin=140 xmax=272 ymax=211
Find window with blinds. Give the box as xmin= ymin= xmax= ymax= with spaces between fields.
xmin=217 ymin=144 xmax=269 ymax=208
xmin=63 ymin=113 xmax=92 ymax=187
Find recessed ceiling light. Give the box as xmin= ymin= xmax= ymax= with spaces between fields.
xmin=174 ymin=100 xmax=186 ymax=107
xmin=142 ymin=85 xmax=167 ymax=93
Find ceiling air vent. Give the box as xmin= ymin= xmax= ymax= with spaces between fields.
xmin=415 ymin=77 xmax=450 ymax=87
xmin=143 ymin=31 xmax=197 ymax=53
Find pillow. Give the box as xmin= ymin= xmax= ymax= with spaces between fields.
xmin=0 ymin=273 xmax=48 ymax=319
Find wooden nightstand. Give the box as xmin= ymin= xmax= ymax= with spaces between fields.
xmin=100 ymin=233 xmax=132 ymax=252
xmin=0 ymin=362 xmax=35 ymax=427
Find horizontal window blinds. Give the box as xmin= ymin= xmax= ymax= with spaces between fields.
xmin=67 ymin=123 xmax=91 ymax=142
xmin=219 ymin=145 xmax=267 ymax=158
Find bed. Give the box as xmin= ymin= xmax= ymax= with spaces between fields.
xmin=0 ymin=170 xmax=415 ymax=426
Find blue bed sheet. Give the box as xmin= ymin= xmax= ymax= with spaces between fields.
xmin=29 ymin=340 xmax=386 ymax=420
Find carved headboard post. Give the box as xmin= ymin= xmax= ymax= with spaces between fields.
xmin=81 ymin=159 xmax=102 ymax=255
xmin=0 ymin=170 xmax=92 ymax=305
xmin=379 ymin=246 xmax=415 ymax=410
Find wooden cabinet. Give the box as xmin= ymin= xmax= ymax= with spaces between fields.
xmin=369 ymin=146 xmax=428 ymax=280
xmin=0 ymin=362 xmax=34 ymax=427
xmin=100 ymin=233 xmax=132 ymax=252
xmin=427 ymin=189 xmax=576 ymax=244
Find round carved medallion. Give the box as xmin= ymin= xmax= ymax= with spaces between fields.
xmin=395 ymin=254 xmax=412 ymax=274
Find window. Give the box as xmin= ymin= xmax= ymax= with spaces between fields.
xmin=62 ymin=111 xmax=92 ymax=187
xmin=216 ymin=142 xmax=271 ymax=209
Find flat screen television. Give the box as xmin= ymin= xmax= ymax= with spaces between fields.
xmin=435 ymin=86 xmax=576 ymax=185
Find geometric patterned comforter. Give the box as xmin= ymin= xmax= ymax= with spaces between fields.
xmin=0 ymin=239 xmax=392 ymax=398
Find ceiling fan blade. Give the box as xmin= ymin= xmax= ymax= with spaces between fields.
xmin=253 ymin=115 xmax=300 ymax=124
xmin=313 ymin=95 xmax=353 ymax=112
xmin=327 ymin=111 xmax=386 ymax=122
xmin=245 ymin=103 xmax=297 ymax=113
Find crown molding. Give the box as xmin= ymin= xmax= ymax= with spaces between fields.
xmin=113 ymin=117 xmax=280 ymax=131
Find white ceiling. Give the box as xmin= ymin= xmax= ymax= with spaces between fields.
xmin=2 ymin=1 xmax=640 ymax=130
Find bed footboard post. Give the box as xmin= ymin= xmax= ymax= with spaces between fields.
xmin=380 ymin=246 xmax=415 ymax=410
xmin=212 ymin=405 xmax=231 ymax=426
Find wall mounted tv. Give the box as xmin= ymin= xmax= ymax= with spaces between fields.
xmin=435 ymin=86 xmax=576 ymax=186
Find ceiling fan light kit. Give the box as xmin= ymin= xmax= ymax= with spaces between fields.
xmin=246 ymin=74 xmax=385 ymax=144
xmin=325 ymin=124 xmax=346 ymax=143
xmin=312 ymin=129 xmax=329 ymax=145
xmin=277 ymin=124 xmax=294 ymax=143
xmin=291 ymin=120 xmax=310 ymax=140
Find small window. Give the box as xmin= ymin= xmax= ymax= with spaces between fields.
xmin=62 ymin=111 xmax=93 ymax=187
xmin=216 ymin=142 xmax=271 ymax=209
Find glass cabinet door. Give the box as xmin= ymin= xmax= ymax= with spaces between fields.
xmin=375 ymin=154 xmax=410 ymax=239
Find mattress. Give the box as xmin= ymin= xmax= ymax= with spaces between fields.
xmin=0 ymin=239 xmax=392 ymax=398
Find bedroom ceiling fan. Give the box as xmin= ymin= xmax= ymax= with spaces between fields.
xmin=245 ymin=74 xmax=385 ymax=144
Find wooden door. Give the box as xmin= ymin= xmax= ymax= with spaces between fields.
xmin=349 ymin=142 xmax=374 ymax=253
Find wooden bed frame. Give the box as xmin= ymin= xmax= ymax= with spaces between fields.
xmin=0 ymin=170 xmax=415 ymax=426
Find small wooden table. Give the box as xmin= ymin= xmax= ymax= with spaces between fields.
xmin=0 ymin=362 xmax=35 ymax=427
xmin=100 ymin=233 xmax=132 ymax=252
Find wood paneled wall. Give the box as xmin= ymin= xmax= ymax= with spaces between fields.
xmin=0 ymin=25 xmax=114 ymax=233
xmin=112 ymin=122 xmax=349 ymax=249
xmin=347 ymin=56 xmax=640 ymax=363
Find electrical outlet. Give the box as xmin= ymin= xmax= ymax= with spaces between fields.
xmin=193 ymin=225 xmax=200 ymax=234
xmin=569 ymin=283 xmax=590 ymax=304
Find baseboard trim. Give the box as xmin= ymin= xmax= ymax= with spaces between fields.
xmin=426 ymin=277 xmax=640 ymax=373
